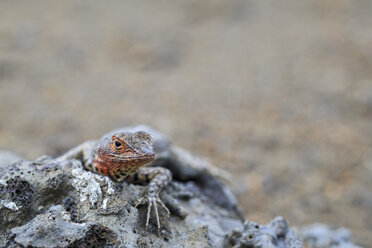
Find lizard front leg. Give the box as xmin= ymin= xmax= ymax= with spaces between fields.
xmin=55 ymin=140 xmax=98 ymax=172
xmin=130 ymin=167 xmax=172 ymax=235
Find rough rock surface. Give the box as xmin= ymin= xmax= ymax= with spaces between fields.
xmin=7 ymin=205 xmax=114 ymax=248
xmin=224 ymin=216 xmax=304 ymax=248
xmin=297 ymin=224 xmax=362 ymax=248
xmin=0 ymin=127 xmax=248 ymax=248
xmin=0 ymin=126 xmax=362 ymax=248
xmin=0 ymin=155 xmax=243 ymax=247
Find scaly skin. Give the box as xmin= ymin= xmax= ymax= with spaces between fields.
xmin=57 ymin=129 xmax=172 ymax=235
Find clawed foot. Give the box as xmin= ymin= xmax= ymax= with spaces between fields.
xmin=135 ymin=196 xmax=170 ymax=235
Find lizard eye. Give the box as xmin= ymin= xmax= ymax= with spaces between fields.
xmin=114 ymin=141 xmax=122 ymax=148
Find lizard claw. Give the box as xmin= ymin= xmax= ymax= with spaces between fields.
xmin=135 ymin=196 xmax=170 ymax=235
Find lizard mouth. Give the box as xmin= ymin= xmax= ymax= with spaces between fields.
xmin=107 ymin=153 xmax=155 ymax=162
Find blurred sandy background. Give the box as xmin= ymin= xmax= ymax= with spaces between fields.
xmin=1 ymin=0 xmax=371 ymax=246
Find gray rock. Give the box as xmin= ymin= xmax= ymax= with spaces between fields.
xmin=0 ymin=127 xmax=245 ymax=247
xmin=0 ymin=158 xmax=76 ymax=240
xmin=298 ymin=224 xmax=362 ymax=248
xmin=1 ymin=126 xmax=355 ymax=248
xmin=8 ymin=205 xmax=94 ymax=247
xmin=224 ymin=216 xmax=304 ymax=248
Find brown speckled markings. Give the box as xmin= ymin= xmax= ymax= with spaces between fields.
xmin=57 ymin=129 xmax=172 ymax=235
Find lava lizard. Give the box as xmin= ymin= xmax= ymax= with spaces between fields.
xmin=57 ymin=129 xmax=172 ymax=235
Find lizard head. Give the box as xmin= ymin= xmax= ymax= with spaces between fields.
xmin=97 ymin=130 xmax=155 ymax=181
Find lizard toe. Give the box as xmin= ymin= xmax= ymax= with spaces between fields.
xmin=156 ymin=198 xmax=170 ymax=218
xmin=135 ymin=195 xmax=168 ymax=235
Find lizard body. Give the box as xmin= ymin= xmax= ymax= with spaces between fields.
xmin=58 ymin=129 xmax=172 ymax=235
